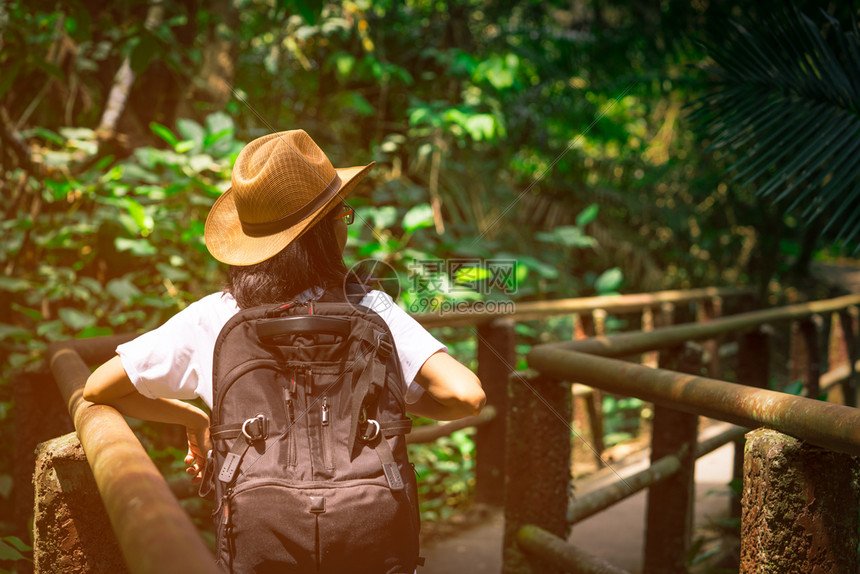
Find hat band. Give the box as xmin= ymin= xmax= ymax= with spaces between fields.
xmin=240 ymin=173 xmax=343 ymax=238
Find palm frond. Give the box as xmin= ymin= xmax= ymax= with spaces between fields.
xmin=689 ymin=6 xmax=860 ymax=248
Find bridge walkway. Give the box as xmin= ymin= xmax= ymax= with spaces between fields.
xmin=422 ymin=421 xmax=735 ymax=573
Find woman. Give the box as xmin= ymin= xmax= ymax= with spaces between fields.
xmin=83 ymin=129 xmax=485 ymax=486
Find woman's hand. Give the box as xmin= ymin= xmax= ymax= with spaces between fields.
xmin=185 ymin=420 xmax=212 ymax=484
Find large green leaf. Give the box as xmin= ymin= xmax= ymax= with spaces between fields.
xmin=402 ymin=204 xmax=434 ymax=233
xmin=691 ymin=7 xmax=860 ymax=248
xmin=0 ymin=537 xmax=29 ymax=562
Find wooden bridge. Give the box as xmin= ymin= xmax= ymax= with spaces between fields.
xmin=22 ymin=283 xmax=860 ymax=573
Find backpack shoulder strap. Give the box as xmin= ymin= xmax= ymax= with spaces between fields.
xmin=316 ymin=282 xmax=369 ymax=305
xmin=344 ymin=281 xmax=370 ymax=303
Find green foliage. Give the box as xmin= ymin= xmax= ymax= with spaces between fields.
xmin=408 ymin=429 xmax=476 ymax=521
xmin=0 ymin=536 xmax=32 ymax=569
xmin=1 ymin=116 xmax=242 ymax=380
xmin=690 ymin=5 xmax=860 ymax=251
xmin=1 ymin=0 xmax=820 ymax=538
xmin=602 ymin=396 xmax=644 ymax=447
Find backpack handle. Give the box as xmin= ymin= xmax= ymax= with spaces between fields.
xmin=257 ymin=316 xmax=351 ymax=342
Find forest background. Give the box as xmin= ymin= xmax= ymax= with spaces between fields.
xmin=1 ymin=0 xmax=857 ymax=563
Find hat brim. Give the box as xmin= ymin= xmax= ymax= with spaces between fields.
xmin=205 ymin=162 xmax=374 ymax=266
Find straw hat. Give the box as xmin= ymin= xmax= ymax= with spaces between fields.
xmin=205 ymin=130 xmax=374 ymax=266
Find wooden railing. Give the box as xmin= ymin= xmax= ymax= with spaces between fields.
xmin=508 ymin=294 xmax=860 ymax=573
xmin=412 ymin=287 xmax=754 ymax=504
xmin=31 ymin=287 xmax=754 ymax=571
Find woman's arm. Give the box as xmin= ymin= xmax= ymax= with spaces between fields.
xmin=408 ymin=351 xmax=485 ymax=420
xmin=84 ymin=356 xmax=211 ymax=482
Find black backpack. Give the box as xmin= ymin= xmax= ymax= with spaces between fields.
xmin=200 ymin=286 xmax=421 ymax=573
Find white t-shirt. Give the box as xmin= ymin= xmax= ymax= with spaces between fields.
xmin=116 ymin=289 xmax=445 ymax=410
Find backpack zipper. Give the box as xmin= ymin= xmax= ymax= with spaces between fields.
xmin=217 ymin=487 xmax=234 ymax=563
xmin=320 ymin=394 xmax=334 ymax=470
xmin=284 ymin=378 xmax=297 ymax=468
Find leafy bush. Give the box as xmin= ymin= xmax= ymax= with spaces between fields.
xmin=409 ymin=429 xmax=477 ymax=521
xmin=0 ymin=114 xmax=242 ymax=380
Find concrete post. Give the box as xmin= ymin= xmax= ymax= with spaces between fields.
xmin=14 ymin=369 xmax=74 ymax=537
xmin=33 ymin=432 xmax=127 ymax=573
xmin=476 ymin=318 xmax=516 ymax=505
xmin=643 ymin=343 xmax=700 ymax=574
xmin=502 ymin=370 xmax=572 ymax=574
xmin=734 ymin=326 xmax=771 ymax=521
xmin=740 ymin=428 xmax=859 ymax=574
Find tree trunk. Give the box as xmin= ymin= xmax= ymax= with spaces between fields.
xmin=181 ymin=0 xmax=238 ymax=115
xmin=97 ymin=2 xmax=165 ymax=140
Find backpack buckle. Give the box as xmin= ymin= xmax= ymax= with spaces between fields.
xmin=375 ymin=333 xmax=393 ymax=359
xmin=265 ymin=303 xmax=292 ymax=318
xmin=358 ymin=406 xmax=380 ymax=441
xmin=241 ymin=414 xmax=268 ymax=442
xmin=360 ymin=419 xmax=380 ymax=442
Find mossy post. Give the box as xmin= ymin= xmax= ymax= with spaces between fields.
xmin=476 ymin=318 xmax=515 ymax=505
xmin=734 ymin=326 xmax=771 ymax=520
xmin=502 ymin=369 xmax=572 ymax=574
xmin=13 ymin=369 xmax=73 ymax=537
xmin=740 ymin=428 xmax=859 ymax=573
xmin=33 ymin=432 xmax=127 ymax=573
xmin=643 ymin=343 xmax=700 ymax=574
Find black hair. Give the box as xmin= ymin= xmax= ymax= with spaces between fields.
xmin=226 ymin=215 xmax=348 ymax=309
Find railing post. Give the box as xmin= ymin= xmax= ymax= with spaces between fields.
xmin=658 ymin=301 xmax=675 ymax=328
xmin=476 ymin=317 xmax=515 ymax=506
xmin=34 ymin=432 xmax=127 ymax=573
xmin=788 ymin=320 xmax=805 ymax=384
xmin=503 ymin=370 xmax=572 ymax=574
xmin=699 ymin=296 xmax=723 ymax=378
xmin=734 ymin=326 xmax=771 ymax=522
xmin=571 ymin=312 xmax=589 ymax=340
xmin=570 ymin=312 xmax=605 ymax=469
xmin=588 ymin=309 xmax=607 ymax=465
xmin=799 ymin=316 xmax=823 ymax=399
xmin=649 ymin=302 xmax=676 ymax=371
xmin=642 ymin=345 xmax=702 ymax=574
xmin=641 ymin=306 xmax=658 ymax=368
xmin=838 ymin=308 xmax=859 ymax=407
xmin=643 ymin=343 xmax=701 ymax=574
xmin=740 ymin=428 xmax=859 ymax=573
xmin=13 ymin=369 xmax=73 ymax=537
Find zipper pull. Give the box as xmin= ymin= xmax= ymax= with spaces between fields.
xmin=284 ymin=387 xmax=295 ymax=422
xmin=222 ymin=487 xmax=234 ymax=526
xmin=321 ymin=395 xmax=330 ymax=426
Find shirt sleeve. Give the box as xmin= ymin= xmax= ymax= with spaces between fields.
xmin=116 ymin=292 xmax=236 ymax=409
xmin=360 ymin=290 xmax=446 ymax=404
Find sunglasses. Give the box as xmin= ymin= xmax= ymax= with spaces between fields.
xmin=332 ymin=202 xmax=354 ymax=225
